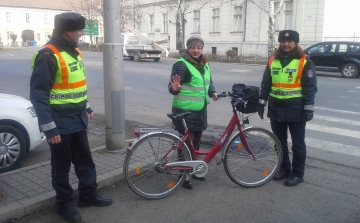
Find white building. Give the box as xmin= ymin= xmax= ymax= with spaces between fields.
xmin=136 ymin=0 xmax=359 ymax=58
xmin=0 ymin=0 xmax=103 ymax=47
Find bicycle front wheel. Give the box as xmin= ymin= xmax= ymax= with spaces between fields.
xmin=123 ymin=132 xmax=191 ymax=199
xmin=223 ymin=127 xmax=282 ymax=187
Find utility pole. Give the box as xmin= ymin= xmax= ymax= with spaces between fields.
xmin=102 ymin=0 xmax=125 ymax=152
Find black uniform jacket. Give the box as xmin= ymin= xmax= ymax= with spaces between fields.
xmin=259 ymin=52 xmax=317 ymax=122
xmin=168 ymin=51 xmax=216 ymax=132
xmin=30 ymin=35 xmax=92 ymax=138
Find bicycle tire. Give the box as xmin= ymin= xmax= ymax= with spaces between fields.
xmin=123 ymin=132 xmax=191 ymax=199
xmin=223 ymin=127 xmax=282 ymax=187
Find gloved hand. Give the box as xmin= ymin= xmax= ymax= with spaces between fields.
xmin=258 ymin=104 xmax=265 ymax=119
xmin=304 ymin=110 xmax=314 ymax=122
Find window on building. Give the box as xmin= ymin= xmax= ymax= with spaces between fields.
xmin=211 ymin=47 xmax=217 ymax=55
xmin=45 ymin=32 xmax=50 ymax=41
xmin=149 ymin=14 xmax=154 ymax=33
xmin=44 ymin=14 xmax=49 ymax=24
xmin=163 ymin=13 xmax=168 ymax=33
xmin=6 ymin=12 xmax=10 ymax=22
xmin=80 ymin=36 xmax=86 ymax=42
xmin=212 ymin=8 xmax=220 ymax=32
xmin=232 ymin=47 xmax=238 ymax=53
xmin=233 ymin=6 xmax=242 ymax=32
xmin=26 ymin=13 xmax=30 ymax=23
xmin=284 ymin=1 xmax=293 ymax=29
xmin=37 ymin=33 xmax=40 ymax=41
xmin=193 ymin=10 xmax=200 ymax=33
xmin=7 ymin=31 xmax=11 ymax=40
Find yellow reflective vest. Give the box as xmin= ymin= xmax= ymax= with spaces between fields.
xmin=31 ymin=44 xmax=87 ymax=105
xmin=172 ymin=58 xmax=210 ymax=111
xmin=269 ymin=56 xmax=307 ymax=99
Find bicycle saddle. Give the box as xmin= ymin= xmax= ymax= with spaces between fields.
xmin=167 ymin=111 xmax=192 ymax=121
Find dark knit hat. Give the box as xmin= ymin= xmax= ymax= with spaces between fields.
xmin=278 ymin=30 xmax=299 ymax=43
xmin=54 ymin=12 xmax=85 ymax=33
xmin=186 ymin=35 xmax=204 ymax=49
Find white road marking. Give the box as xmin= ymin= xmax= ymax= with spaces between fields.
xmin=288 ymin=137 xmax=360 ymax=157
xmin=315 ymin=107 xmax=360 ymax=116
xmin=315 ymin=115 xmax=360 ymax=126
xmin=306 ymin=123 xmax=360 ymax=139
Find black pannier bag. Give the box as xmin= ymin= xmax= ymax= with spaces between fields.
xmin=232 ymin=83 xmax=259 ymax=114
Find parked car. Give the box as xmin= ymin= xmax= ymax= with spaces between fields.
xmin=0 ymin=93 xmax=46 ymax=173
xmin=304 ymin=41 xmax=360 ymax=78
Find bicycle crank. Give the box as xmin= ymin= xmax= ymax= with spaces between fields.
xmin=165 ymin=160 xmax=209 ymax=178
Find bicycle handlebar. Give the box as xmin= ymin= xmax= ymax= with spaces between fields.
xmin=218 ymin=91 xmax=246 ymax=109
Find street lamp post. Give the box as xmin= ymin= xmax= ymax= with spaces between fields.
xmin=102 ymin=0 xmax=125 ymax=152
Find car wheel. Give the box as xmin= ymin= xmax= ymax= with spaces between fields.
xmin=133 ymin=53 xmax=141 ymax=62
xmin=154 ymin=58 xmax=160 ymax=62
xmin=0 ymin=125 xmax=26 ymax=173
xmin=341 ymin=63 xmax=358 ymax=78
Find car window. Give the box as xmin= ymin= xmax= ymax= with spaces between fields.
xmin=349 ymin=44 xmax=360 ymax=52
xmin=308 ymin=43 xmax=336 ymax=53
xmin=337 ymin=44 xmax=347 ymax=53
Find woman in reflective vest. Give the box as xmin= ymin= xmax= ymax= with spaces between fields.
xmin=168 ymin=35 xmax=220 ymax=189
xmin=258 ymin=30 xmax=317 ymax=187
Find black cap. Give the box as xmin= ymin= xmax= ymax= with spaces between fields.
xmin=54 ymin=12 xmax=85 ymax=33
xmin=278 ymin=30 xmax=299 ymax=43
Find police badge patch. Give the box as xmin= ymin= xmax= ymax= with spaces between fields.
xmin=307 ymin=70 xmax=314 ymax=78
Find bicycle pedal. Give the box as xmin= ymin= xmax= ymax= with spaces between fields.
xmin=216 ymin=159 xmax=223 ymax=165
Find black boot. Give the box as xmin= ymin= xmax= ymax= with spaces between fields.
xmin=273 ymin=169 xmax=290 ymax=181
xmin=57 ymin=205 xmax=82 ymax=223
xmin=182 ymin=180 xmax=193 ymax=189
xmin=78 ymin=194 xmax=113 ymax=207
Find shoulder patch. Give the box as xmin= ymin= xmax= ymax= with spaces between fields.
xmin=307 ymin=70 xmax=314 ymax=78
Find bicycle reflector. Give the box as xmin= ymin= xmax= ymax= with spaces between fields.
xmin=136 ymin=166 xmax=141 ymax=174
xmin=167 ymin=182 xmax=175 ymax=189
xmin=134 ymin=130 xmax=140 ymax=138
xmin=263 ymin=169 xmax=270 ymax=176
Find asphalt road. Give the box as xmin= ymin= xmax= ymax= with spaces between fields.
xmin=0 ymin=47 xmax=359 ymax=223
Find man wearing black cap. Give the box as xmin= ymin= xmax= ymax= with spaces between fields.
xmin=168 ymin=35 xmax=220 ymax=189
xmin=30 ymin=12 xmax=112 ymax=223
xmin=258 ymin=30 xmax=317 ymax=187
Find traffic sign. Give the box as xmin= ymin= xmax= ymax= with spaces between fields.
xmin=84 ymin=20 xmax=99 ymax=35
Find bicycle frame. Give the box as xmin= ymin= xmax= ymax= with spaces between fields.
xmin=184 ymin=109 xmax=256 ymax=164
xmin=159 ymin=108 xmax=257 ymax=177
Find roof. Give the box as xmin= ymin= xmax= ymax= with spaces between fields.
xmin=0 ymin=0 xmax=71 ymax=11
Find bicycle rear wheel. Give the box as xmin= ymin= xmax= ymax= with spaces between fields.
xmin=123 ymin=132 xmax=191 ymax=199
xmin=223 ymin=127 xmax=282 ymax=187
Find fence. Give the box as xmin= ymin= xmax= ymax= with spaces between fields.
xmin=324 ymin=36 xmax=360 ymax=42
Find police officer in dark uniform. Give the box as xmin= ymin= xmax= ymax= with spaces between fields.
xmin=258 ymin=30 xmax=317 ymax=187
xmin=30 ymin=12 xmax=112 ymax=223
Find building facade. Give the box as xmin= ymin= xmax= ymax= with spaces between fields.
xmin=135 ymin=0 xmax=328 ymax=58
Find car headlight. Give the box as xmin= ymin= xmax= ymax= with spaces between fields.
xmin=27 ymin=106 xmax=37 ymax=117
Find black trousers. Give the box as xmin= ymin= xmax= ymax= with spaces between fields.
xmin=49 ymin=129 xmax=98 ymax=206
xmin=270 ymin=120 xmax=306 ymax=178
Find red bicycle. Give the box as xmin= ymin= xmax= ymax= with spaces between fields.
xmin=123 ymin=90 xmax=283 ymax=199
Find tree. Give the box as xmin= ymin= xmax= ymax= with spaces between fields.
xmin=63 ymin=0 xmax=103 ymax=45
xmin=155 ymin=0 xmax=212 ymax=50
xmin=248 ymin=0 xmax=284 ymax=58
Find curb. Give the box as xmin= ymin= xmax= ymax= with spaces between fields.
xmin=0 ymin=145 xmax=127 ymax=222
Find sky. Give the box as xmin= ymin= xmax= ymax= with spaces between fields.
xmin=323 ymin=0 xmax=360 ymax=37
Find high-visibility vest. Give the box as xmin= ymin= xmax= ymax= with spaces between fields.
xmin=31 ymin=44 xmax=87 ymax=105
xmin=172 ymin=58 xmax=211 ymax=111
xmin=268 ymin=56 xmax=307 ymax=99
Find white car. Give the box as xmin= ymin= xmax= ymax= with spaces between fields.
xmin=0 ymin=93 xmax=46 ymax=173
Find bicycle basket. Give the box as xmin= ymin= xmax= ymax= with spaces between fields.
xmin=232 ymin=83 xmax=259 ymax=114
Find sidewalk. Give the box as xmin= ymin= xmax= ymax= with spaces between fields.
xmin=0 ymin=143 xmax=132 ymax=222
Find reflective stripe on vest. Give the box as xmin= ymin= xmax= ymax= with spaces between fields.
xmin=172 ymin=58 xmax=211 ymax=111
xmin=44 ymin=44 xmax=86 ymax=89
xmin=31 ymin=44 xmax=87 ymax=105
xmin=269 ymin=56 xmax=307 ymax=99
